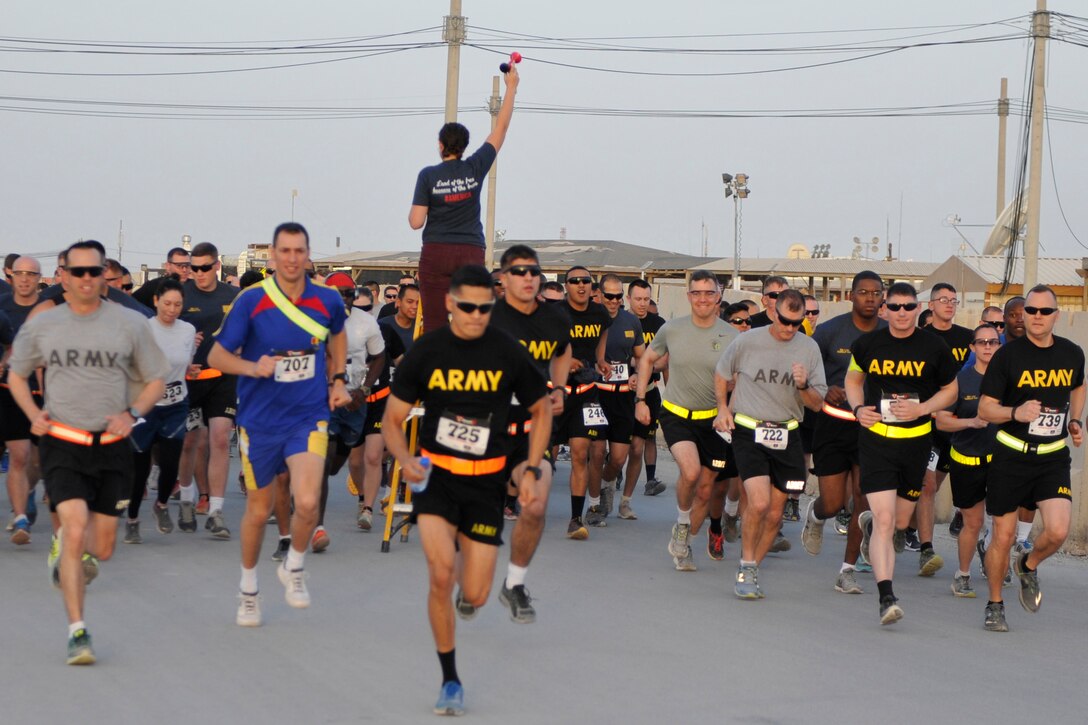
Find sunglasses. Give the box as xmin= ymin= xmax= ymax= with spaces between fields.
xmin=805 ymin=310 xmax=820 ymax=316
xmin=384 ymin=293 xmax=396 ymax=299
xmin=504 ymin=265 xmax=542 ymax=278
xmin=68 ymin=266 xmax=105 ymax=278
xmin=493 ymin=280 xmax=504 ymax=288
xmin=357 ymin=303 xmax=373 ymax=312
xmin=778 ymin=314 xmax=805 ymax=328
xmin=988 ymin=321 xmax=1006 ymax=329
xmin=885 ymin=302 xmax=919 ymax=312
xmin=602 ymin=292 xmax=624 ymax=301
xmin=11 ymin=270 xmax=40 ymax=277
xmin=170 ymin=261 xmax=191 ymax=269
xmin=191 ymin=263 xmax=216 ymax=273
xmin=727 ymin=317 xmax=750 ymax=326
xmin=451 ymin=297 xmax=495 ymax=315
xmin=1024 ymin=306 xmax=1057 ymax=316
xmin=933 ymin=296 xmax=959 ymax=305
xmin=566 ymin=276 xmax=593 ymax=286
xmin=765 ymin=291 xmax=781 ymax=299
xmin=972 ymin=338 xmax=1001 ymax=347
xmin=122 ymin=283 xmax=134 ymax=291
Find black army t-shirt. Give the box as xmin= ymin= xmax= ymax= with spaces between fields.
xmin=183 ymin=280 xmax=239 ymax=368
xmin=565 ymin=301 xmax=612 ymax=365
xmin=849 ymin=327 xmax=958 ymax=427
xmin=489 ymin=298 xmax=571 ymax=377
xmin=926 ymin=324 xmax=974 ymax=369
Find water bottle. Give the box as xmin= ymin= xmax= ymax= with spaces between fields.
xmin=410 ymin=456 xmax=432 ymax=494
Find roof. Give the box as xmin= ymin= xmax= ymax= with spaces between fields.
xmin=950 ymin=256 xmax=1085 ymax=287
xmin=690 ymin=256 xmax=939 ymax=280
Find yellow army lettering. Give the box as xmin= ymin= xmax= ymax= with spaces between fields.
xmin=571 ymin=324 xmax=602 ymax=339
xmin=906 ymin=489 xmax=921 ymax=498
xmin=1057 ymin=487 xmax=1072 ymax=496
xmin=427 ymin=368 xmax=504 ymax=392
xmin=952 ymin=347 xmax=968 ymax=363
xmin=643 ymin=331 xmax=656 ymax=345
xmin=470 ymin=523 xmax=498 ymax=537
xmin=867 ymin=359 xmax=925 ymax=376
xmin=1016 ymin=369 xmax=1074 ymax=388
xmin=523 ymin=339 xmax=558 ymax=360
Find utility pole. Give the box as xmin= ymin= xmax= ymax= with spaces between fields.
xmin=484 ymin=75 xmax=500 ymax=268
xmin=117 ymin=219 xmax=124 ymax=263
xmin=443 ymin=0 xmax=465 ymax=123
xmin=1024 ymin=0 xmax=1048 ymax=290
xmin=996 ymin=77 xmax=1008 ymax=218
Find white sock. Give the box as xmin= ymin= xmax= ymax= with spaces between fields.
xmin=240 ymin=566 xmax=258 ymax=594
xmin=68 ymin=620 xmax=86 ymax=637
xmin=1016 ymin=520 xmax=1033 ymax=543
xmin=209 ymin=496 xmax=225 ymax=514
xmin=740 ymin=559 xmax=756 ymax=568
xmin=808 ymin=503 xmax=822 ymax=523
xmin=724 ymin=498 xmax=739 ymax=517
xmin=506 ymin=563 xmax=529 ymax=588
xmin=956 ymin=570 xmax=970 ymax=578
xmin=180 ymin=484 xmax=196 ymax=504
xmin=840 ymin=562 xmax=855 ymax=573
xmin=14 ymin=514 xmax=28 ymax=524
xmin=588 ymin=496 xmax=600 ymax=507
xmin=677 ymin=508 xmax=691 ymax=525
xmin=285 ymin=546 xmax=305 ymax=572
xmin=620 ymin=495 xmax=631 ymax=505
xmin=602 ymin=478 xmax=617 ymax=488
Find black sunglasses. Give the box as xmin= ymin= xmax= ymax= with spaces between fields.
xmin=765 ymin=291 xmax=781 ymax=299
xmin=972 ymin=338 xmax=1001 ymax=347
xmin=122 ymin=283 xmax=134 ymax=291
xmin=602 ymin=292 xmax=624 ymax=301
xmin=988 ymin=321 xmax=1006 ymax=329
xmin=778 ymin=314 xmax=805 ymax=328
xmin=357 ymin=303 xmax=373 ymax=312
xmin=805 ymin=310 xmax=820 ymax=316
xmin=504 ymin=265 xmax=542 ymax=277
xmin=191 ymin=263 xmax=216 ymax=273
xmin=451 ymin=297 xmax=495 ymax=315
xmin=493 ymin=279 xmax=504 ymax=288
xmin=566 ymin=276 xmax=593 ymax=285
xmin=1024 ymin=306 xmax=1057 ymax=316
xmin=384 ymin=293 xmax=396 ymax=299
xmin=68 ymin=266 xmax=105 ymax=278
xmin=886 ymin=302 xmax=919 ymax=312
xmin=727 ymin=317 xmax=750 ymax=325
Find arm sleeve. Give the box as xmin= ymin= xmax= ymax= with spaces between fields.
xmin=130 ymin=317 xmax=170 ymax=382
xmin=327 ymin=293 xmax=347 ymax=335
xmin=935 ymin=344 xmax=959 ymax=387
xmin=389 ymin=344 xmax=423 ymax=402
xmin=213 ymin=290 xmax=252 ymax=352
xmin=467 ymin=143 xmax=498 ymax=179
xmin=979 ymin=347 xmax=1008 ymax=401
xmin=364 ymin=317 xmax=386 ymax=357
xmin=511 ymin=343 xmax=549 ymax=407
xmin=648 ymin=324 xmax=668 ymax=357
xmin=715 ymin=338 xmax=738 ymax=379
xmin=412 ymin=169 xmax=431 ymax=206
xmin=8 ymin=319 xmax=43 ymax=376
xmin=0 ymin=312 xmax=12 ymax=346
xmin=807 ymin=342 xmax=828 ymax=396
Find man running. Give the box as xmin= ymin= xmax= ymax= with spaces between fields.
xmin=625 ymin=279 xmax=667 ymax=497
xmin=747 ymin=276 xmax=788 ymax=328
xmin=133 ymin=246 xmax=192 ymax=309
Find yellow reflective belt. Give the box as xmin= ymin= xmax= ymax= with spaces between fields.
xmin=661 ymin=399 xmax=717 ymax=420
xmin=949 ymin=447 xmax=992 ymax=467
xmin=868 ymin=420 xmax=932 ymax=439
xmin=733 ymin=413 xmax=800 ymax=431
xmin=261 ymin=277 xmax=329 ymax=342
xmin=995 ymin=430 xmax=1067 ymax=455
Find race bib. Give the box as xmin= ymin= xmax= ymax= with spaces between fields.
xmin=755 ymin=423 xmax=787 ymax=450
xmin=926 ymin=447 xmax=939 ymax=472
xmin=583 ymin=403 xmax=608 ymax=427
xmin=435 ymin=412 xmax=491 ymax=456
xmin=1028 ymin=406 xmax=1066 ymax=437
xmin=609 ymin=362 xmax=629 ymax=382
xmin=162 ymin=381 xmax=186 ymax=406
xmin=274 ymin=351 xmax=316 ymax=383
xmin=186 ymin=408 xmax=204 ymax=431
xmin=880 ymin=393 xmax=920 ymax=423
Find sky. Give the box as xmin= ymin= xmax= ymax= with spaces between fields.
xmin=2 ymin=0 xmax=1087 ymax=270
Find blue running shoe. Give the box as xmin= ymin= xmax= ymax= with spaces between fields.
xmin=434 ymin=681 xmax=465 ymax=716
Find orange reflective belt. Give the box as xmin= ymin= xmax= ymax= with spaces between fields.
xmin=48 ymin=421 xmax=124 ymax=446
xmin=596 ymin=382 xmax=632 ymax=393
xmin=506 ymin=420 xmax=533 ymax=435
xmin=564 ymin=383 xmax=596 ymax=395
xmin=821 ymin=403 xmax=857 ymax=422
xmin=366 ymin=386 xmax=391 ymax=403
xmin=186 ymin=368 xmax=223 ymax=381
xmin=420 ymin=449 xmax=507 ymax=476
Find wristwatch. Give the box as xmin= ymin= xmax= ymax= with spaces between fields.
xmin=634 ymin=396 xmax=645 ymax=404
xmin=330 ymin=372 xmax=348 ymax=385
xmin=524 ymin=465 xmax=543 ymax=480
xmin=127 ymin=406 xmax=142 ymax=419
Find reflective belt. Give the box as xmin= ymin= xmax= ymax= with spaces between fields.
xmin=821 ymin=403 xmax=856 ymax=422
xmin=661 ymin=399 xmax=717 ymax=420
xmin=867 ymin=420 xmax=932 ymax=439
xmin=733 ymin=413 xmax=800 ymax=430
xmin=260 ymin=277 xmax=329 ymax=342
xmin=995 ymin=430 xmax=1067 ymax=455
xmin=366 ymin=386 xmax=390 ymax=403
xmin=420 ymin=449 xmax=507 ymax=476
xmin=564 ymin=383 xmax=596 ymax=395
xmin=186 ymin=368 xmax=223 ymax=381
xmin=949 ymin=447 xmax=993 ymax=467
xmin=48 ymin=421 xmax=124 ymax=446
xmin=596 ymin=382 xmax=631 ymax=393
xmin=506 ymin=420 xmax=533 ymax=435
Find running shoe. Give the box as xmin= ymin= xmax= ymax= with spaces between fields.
xmin=153 ymin=504 xmax=174 ymax=535
xmin=903 ymin=528 xmax=921 ymax=552
xmin=66 ymin=628 xmax=96 ymax=666
xmin=48 ymin=534 xmax=62 ymax=588
xmin=783 ymin=498 xmax=801 ymax=522
xmin=600 ymin=484 xmax=614 ymax=518
xmin=454 ymin=588 xmax=477 ymax=621
xmin=879 ymin=595 xmax=903 ymax=625
xmin=206 ymin=511 xmax=231 ymax=540
xmin=503 ymin=505 xmax=519 ymax=521
xmin=556 ymin=445 xmax=571 ymax=462
xmin=147 ymin=464 xmax=160 ymax=491
xmin=893 ymin=528 xmax=906 ymax=554
xmin=618 ymin=500 xmax=637 ymax=520
xmin=10 ymin=516 xmax=31 ymax=545
xmin=26 ymin=491 xmax=37 ymax=525
xmin=195 ymin=494 xmax=210 ymax=516
xmin=835 ymin=569 xmax=863 ymax=594
xmin=919 ymin=549 xmax=944 ymax=577
xmin=498 ymin=580 xmax=535 ymax=624
xmin=277 ymin=563 xmax=310 ymax=609
xmin=1012 ymin=552 xmax=1041 ymax=613
xmin=770 ymin=533 xmax=791 ymax=553
xmin=357 ymin=503 xmax=373 ymax=531
xmin=643 ymin=477 xmax=666 ymax=496
xmin=81 ymin=554 xmax=99 ymax=585
xmin=169 ymin=482 xmax=181 ymax=501
xmin=585 ymin=505 xmax=607 ymax=527
xmin=272 ymin=537 xmax=291 ymax=562
xmin=984 ymin=601 xmax=1009 ymax=632
xmin=858 ymin=510 xmax=873 ymax=565
xmin=123 ymin=521 xmax=142 ymax=545
xmin=948 ymin=510 xmax=964 ymax=538
xmin=673 ymin=546 xmax=697 ymax=572
xmin=952 ymin=573 xmax=976 ymax=598
xmin=707 ymin=530 xmax=725 ymax=561
xmin=311 ymin=526 xmax=330 ymax=553
xmin=434 ymin=681 xmax=465 ymax=717
xmin=734 ymin=564 xmax=762 ymax=599
xmin=723 ymin=513 xmax=739 ymax=543
xmin=834 ymin=509 xmax=850 ymax=536
xmin=178 ymin=501 xmax=197 ymax=533
xmin=1015 ymin=538 xmax=1034 ymax=555
xmin=668 ymin=523 xmax=691 ymax=559
xmin=566 ymin=516 xmax=589 ymax=540
xmin=800 ymin=499 xmax=823 ymax=556
xmin=236 ymin=592 xmax=262 ymax=627
xmin=855 ymin=560 xmax=873 ymax=574
xmin=346 ymin=473 xmax=359 ymax=496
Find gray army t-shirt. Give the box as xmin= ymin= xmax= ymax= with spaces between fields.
xmin=10 ymin=300 xmax=169 ymax=431
xmin=716 ymin=326 xmax=827 ymax=422
xmin=649 ymin=315 xmax=737 ymax=411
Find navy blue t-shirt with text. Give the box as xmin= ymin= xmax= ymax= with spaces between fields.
xmin=412 ymin=142 xmax=497 ymax=247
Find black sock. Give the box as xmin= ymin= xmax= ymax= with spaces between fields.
xmin=1021 ymin=553 xmax=1035 ymax=573
xmin=571 ymin=495 xmax=586 ymax=520
xmin=358 ymin=494 xmax=365 ymax=502
xmin=438 ymin=649 xmax=459 ymax=685
xmin=505 ymin=493 xmax=518 ymax=509
xmin=906 ymin=527 xmax=917 ymax=535
xmin=877 ymin=579 xmax=894 ymax=600
xmin=987 ymin=600 xmax=1002 ymax=607
xmin=709 ymin=517 xmax=722 ymax=535
xmin=646 ymin=464 xmax=656 ymax=480
xmin=920 ymin=542 xmax=933 ymax=553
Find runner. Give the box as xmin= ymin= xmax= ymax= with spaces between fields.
xmin=801 ymin=272 xmax=885 ymax=595
xmin=8 ymin=240 xmax=168 ymax=664
xmin=206 ymin=222 xmax=350 ymax=627
xmin=410 ymin=65 xmax=519 ymax=333
xmin=382 ymin=264 xmax=550 ymax=715
xmin=625 ymin=279 xmax=667 ymax=497
xmin=488 ymin=244 xmax=571 ymax=622
xmin=378 ymin=275 xmax=416 ymax=319
xmin=715 ymin=289 xmax=826 ymax=598
xmin=845 ymin=282 xmax=958 ymax=625
xmin=978 ymin=285 xmax=1085 ymax=631
xmin=748 ymin=276 xmax=788 ymax=328
xmin=133 ymin=247 xmax=191 ymax=309
xmin=635 ymin=270 xmax=738 ymax=571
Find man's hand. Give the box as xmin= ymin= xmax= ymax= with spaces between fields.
xmin=1070 ymin=419 xmax=1083 ymax=447
xmin=825 ymin=385 xmax=847 ymax=407
xmin=635 ymin=401 xmax=650 ymax=425
xmin=400 ymin=457 xmax=427 ymax=484
xmin=791 ymin=363 xmax=808 ymax=390
xmin=549 ymin=388 xmax=565 ymax=416
xmin=1012 ymin=400 xmax=1042 ymax=423
xmin=855 ymin=405 xmax=881 ymax=429
xmin=713 ymin=408 xmax=735 ymax=434
xmin=29 ymin=409 xmax=51 ymax=437
xmin=252 ymin=355 xmax=280 ymax=378
xmin=328 ymin=380 xmax=351 ymax=410
xmin=104 ymin=411 xmax=137 ymax=438
xmin=889 ymin=398 xmax=923 ymax=422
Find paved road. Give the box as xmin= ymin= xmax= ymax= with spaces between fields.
xmin=6 ymin=452 xmax=1088 ymax=724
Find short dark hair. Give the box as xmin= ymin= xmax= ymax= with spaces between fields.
xmin=273 ymin=222 xmax=309 ymax=248
xmin=397 ymin=283 xmax=420 ymax=300
xmin=600 ymin=273 xmax=623 ymax=288
xmin=500 ymin=244 xmax=539 ymax=268
xmin=105 ymin=258 xmax=123 ymax=274
xmin=155 ymin=278 xmax=185 ymax=299
xmin=762 ymin=275 xmax=788 ymax=293
xmin=1026 ymin=284 xmax=1058 ymax=305
xmin=191 ymin=242 xmax=219 ymax=259
xmin=356 ymin=286 xmax=373 ymax=301
xmin=803 ymin=294 xmax=817 ymax=303
xmin=852 ymin=270 xmax=883 ymax=290
xmin=887 ymin=282 xmax=917 ymax=299
xmin=724 ymin=302 xmax=750 ymax=318
xmin=973 ymin=323 xmax=1000 ymax=338
xmin=364 ymin=279 xmax=379 ymax=288
xmin=67 ymin=240 xmax=107 ymax=264
xmin=542 ymin=281 xmax=564 ymax=295
xmin=1003 ymin=296 xmax=1025 ymax=312
xmin=564 ymin=266 xmax=590 ymax=280
xmin=931 ymin=282 xmax=957 ymax=296
xmin=918 ymin=309 xmax=933 ymax=327
xmin=166 ymin=247 xmax=189 ymax=261
xmin=628 ymin=279 xmax=651 ymax=295
xmin=450 ymin=264 xmax=493 ymax=294
xmin=438 ymin=122 xmax=470 ymax=158
xmin=776 ymin=289 xmax=805 ymax=313
xmin=4 ymin=253 xmax=18 ymax=271
xmin=121 ymin=266 xmax=131 ymax=276
xmin=690 ymin=270 xmax=719 ymax=288
xmin=239 ymin=270 xmax=264 ymax=288
xmin=981 ymin=305 xmax=1002 ymax=318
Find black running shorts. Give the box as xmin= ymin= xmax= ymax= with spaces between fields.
xmin=658 ymin=409 xmax=736 ymax=476
xmin=985 ymin=446 xmax=1070 ymax=516
xmin=40 ymin=435 xmax=131 ymax=516
xmin=857 ymin=427 xmax=931 ymax=502
xmin=731 ymin=423 xmax=807 ymax=494
xmin=410 ymin=467 xmax=505 ymax=546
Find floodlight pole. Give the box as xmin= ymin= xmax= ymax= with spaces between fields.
xmin=1024 ymin=0 xmax=1048 ymax=290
